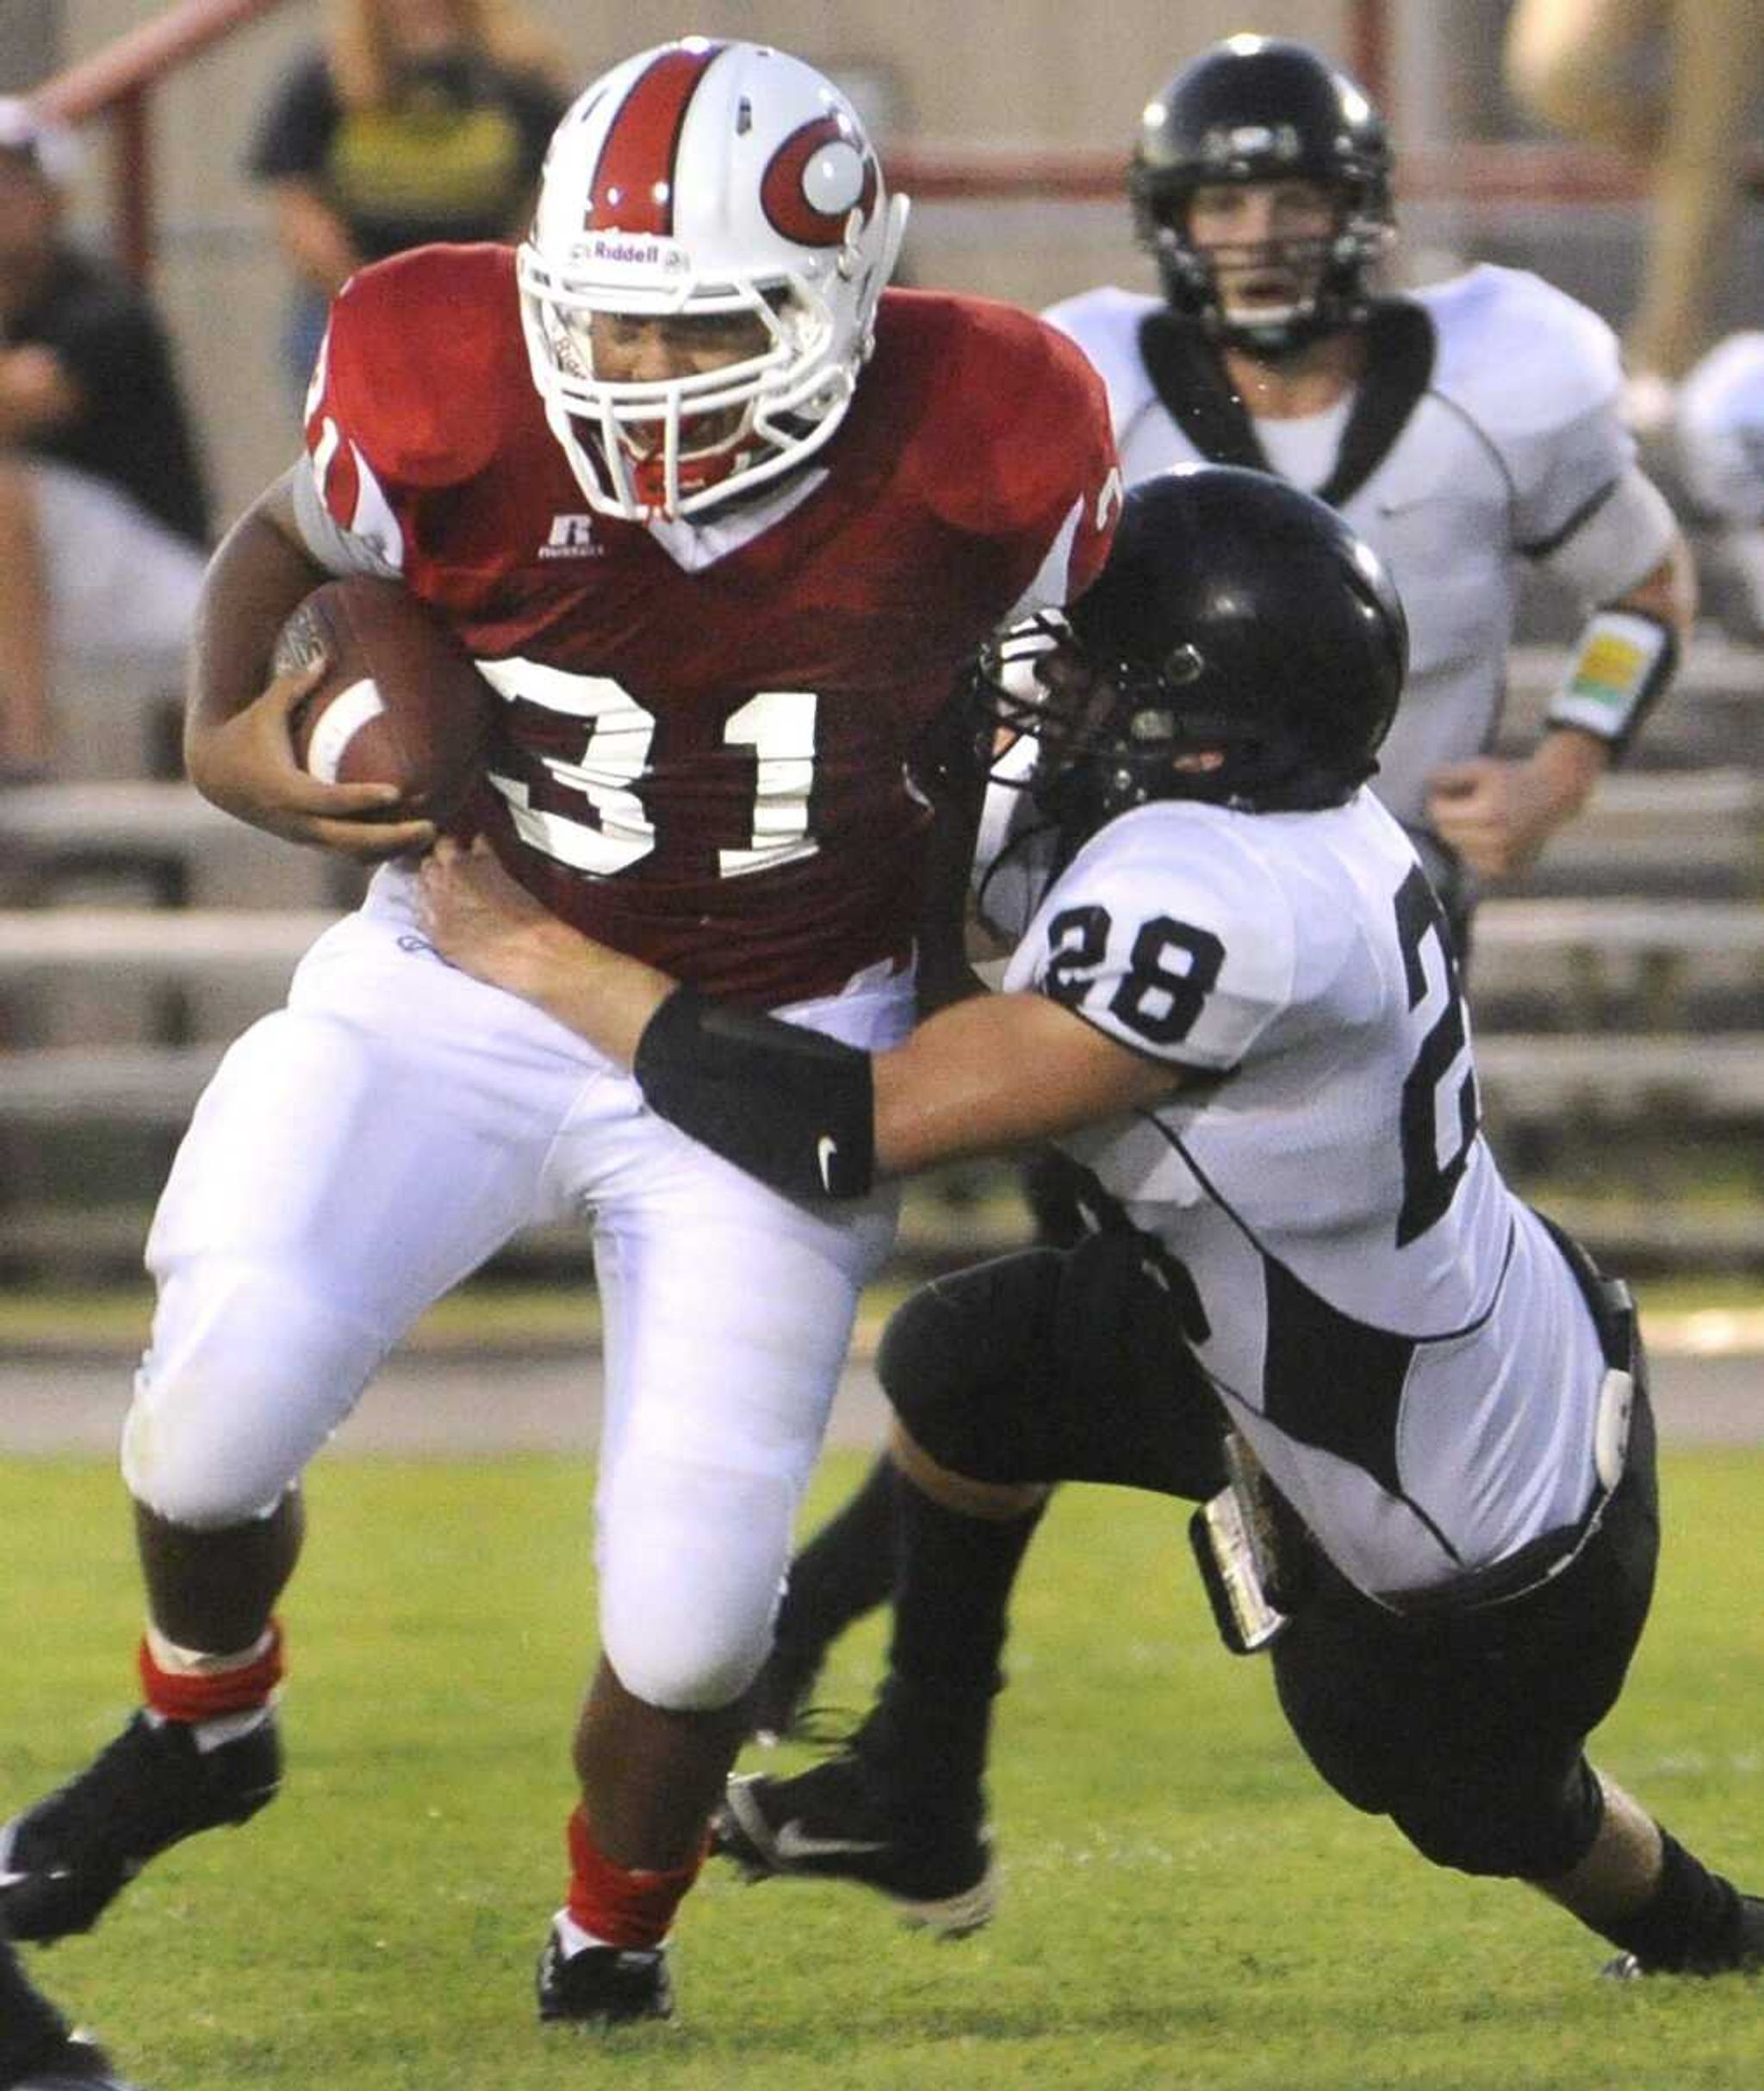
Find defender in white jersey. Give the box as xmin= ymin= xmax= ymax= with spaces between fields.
xmin=738 ymin=32 xmax=1700 ymax=1740
xmin=416 ymin=468 xmax=1762 ymax=1977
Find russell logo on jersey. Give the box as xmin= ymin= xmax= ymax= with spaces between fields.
xmin=539 ymin=514 xmax=606 ymax=561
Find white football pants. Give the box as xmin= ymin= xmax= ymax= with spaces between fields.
xmin=123 ymin=865 xmax=909 ymax=1709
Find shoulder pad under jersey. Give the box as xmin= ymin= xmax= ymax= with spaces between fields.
xmin=1413 ymin=263 xmax=1623 ymax=456
xmin=1041 ymin=287 xmax=1163 ymax=441
xmin=1007 ymin=800 xmax=1300 ymax=1070
xmin=879 ymin=290 xmax=1118 ymax=600
xmin=308 ymin=245 xmax=523 ymax=493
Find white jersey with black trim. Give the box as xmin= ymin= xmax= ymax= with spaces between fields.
xmin=1000 ymin=787 xmax=1606 ymax=1604
xmin=1044 ymin=265 xmax=1639 ymax=830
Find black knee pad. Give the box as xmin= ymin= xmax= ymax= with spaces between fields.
xmin=876 ymin=1250 xmax=1064 ymax=1483
xmin=877 ymin=1234 xmax=1223 ymax=1495
xmin=1389 ymin=1756 xmax=1603 ymax=1880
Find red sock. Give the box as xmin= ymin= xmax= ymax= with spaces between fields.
xmin=565 ymin=1806 xmax=705 ymax=1950
xmin=137 ymin=1620 xmax=285 ymax=1723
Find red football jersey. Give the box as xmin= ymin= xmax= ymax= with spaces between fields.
xmin=305 ymin=245 xmax=1118 ymax=1002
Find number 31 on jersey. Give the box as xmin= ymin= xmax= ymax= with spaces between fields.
xmin=475 ymin=657 xmax=818 ymax=879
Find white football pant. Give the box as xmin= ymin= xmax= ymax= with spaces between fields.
xmin=123 ymin=865 xmax=909 ymax=1709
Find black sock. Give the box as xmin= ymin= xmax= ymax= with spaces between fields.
xmin=860 ymin=1477 xmax=1046 ymax=1827
xmin=1596 ymin=1832 xmax=1746 ymax=1970
xmin=773 ymin=1452 xmax=900 ymax=1659
xmin=0 ymin=1936 xmax=74 ymax=2080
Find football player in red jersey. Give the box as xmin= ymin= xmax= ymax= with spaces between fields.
xmin=0 ymin=39 xmax=1119 ymax=2032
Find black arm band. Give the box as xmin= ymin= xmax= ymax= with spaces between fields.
xmin=632 ymin=985 xmax=877 ymax=1201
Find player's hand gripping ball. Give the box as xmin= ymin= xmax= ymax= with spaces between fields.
xmin=274 ymin=577 xmax=494 ymax=822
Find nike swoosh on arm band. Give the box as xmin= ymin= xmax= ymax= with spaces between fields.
xmin=632 ymin=985 xmax=877 ymax=1201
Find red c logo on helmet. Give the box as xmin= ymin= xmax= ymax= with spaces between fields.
xmin=761 ymin=116 xmax=878 ymax=247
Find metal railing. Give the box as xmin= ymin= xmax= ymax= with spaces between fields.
xmin=33 ymin=0 xmax=1742 ymax=290
xmin=34 ymin=0 xmax=290 ymax=279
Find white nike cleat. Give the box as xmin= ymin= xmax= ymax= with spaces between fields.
xmin=535 ymin=1925 xmax=674 ymax=2026
xmin=711 ymin=1753 xmax=998 ymax=1936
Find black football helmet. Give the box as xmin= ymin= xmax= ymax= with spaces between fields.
xmin=980 ymin=465 xmax=1407 ymax=831
xmin=1129 ymin=35 xmax=1394 ymax=354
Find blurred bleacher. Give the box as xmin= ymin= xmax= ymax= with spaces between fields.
xmin=1468 ymin=629 xmax=1764 ymax=1266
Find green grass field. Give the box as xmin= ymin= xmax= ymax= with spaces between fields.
xmin=4 ymin=1448 xmax=1763 ymax=2089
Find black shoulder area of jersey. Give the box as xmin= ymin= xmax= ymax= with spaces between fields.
xmin=1134 ymin=301 xmax=1437 ymax=511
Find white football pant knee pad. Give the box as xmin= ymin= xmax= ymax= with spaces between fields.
xmin=597 ymin=1455 xmax=798 ymax=1710
xmin=123 ymin=1262 xmax=388 ymax=1528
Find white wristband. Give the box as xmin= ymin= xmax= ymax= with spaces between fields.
xmin=1544 ymin=609 xmax=1677 ymax=754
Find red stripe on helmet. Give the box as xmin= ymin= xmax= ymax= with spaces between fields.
xmin=588 ymin=43 xmax=724 ymax=236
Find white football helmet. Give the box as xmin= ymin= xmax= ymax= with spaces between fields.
xmin=518 ymin=39 xmax=909 ymax=522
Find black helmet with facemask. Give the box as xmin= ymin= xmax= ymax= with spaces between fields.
xmin=978 ymin=465 xmax=1407 ymax=838
xmin=1129 ymin=36 xmax=1393 ymax=356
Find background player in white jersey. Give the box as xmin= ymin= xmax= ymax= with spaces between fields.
xmin=417 ymin=466 xmax=1764 ymax=1981
xmin=1677 ymin=330 xmax=1764 ymax=642
xmin=0 ymin=39 xmax=1117 ymax=2032
xmin=744 ymin=29 xmax=1702 ymax=1741
xmin=1077 ymin=34 xmax=1693 ymax=924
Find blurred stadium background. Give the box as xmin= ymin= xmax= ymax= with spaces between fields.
xmin=3 ymin=0 xmax=1764 ymax=1296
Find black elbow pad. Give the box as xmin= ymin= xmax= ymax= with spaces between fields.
xmin=632 ymin=986 xmax=877 ymax=1201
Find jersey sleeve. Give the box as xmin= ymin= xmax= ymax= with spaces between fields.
xmin=298 ymin=246 xmax=512 ymax=574
xmin=1422 ymin=264 xmax=1632 ymax=556
xmin=925 ymin=300 xmax=1122 ymax=616
xmin=1001 ymin=808 xmax=1297 ymax=1070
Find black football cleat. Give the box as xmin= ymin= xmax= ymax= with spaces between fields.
xmin=0 ymin=1710 xmax=282 ymax=1943
xmin=535 ymin=1927 xmax=673 ymax=2026
xmin=2 ymin=1930 xmax=140 ymax=2088
xmin=10 ymin=2032 xmax=140 ymax=2089
xmin=1601 ymin=1892 xmax=1764 ymax=1979
xmin=714 ymin=1752 xmax=998 ymax=1937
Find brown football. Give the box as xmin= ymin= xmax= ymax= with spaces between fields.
xmin=274 ymin=577 xmax=494 ymax=822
